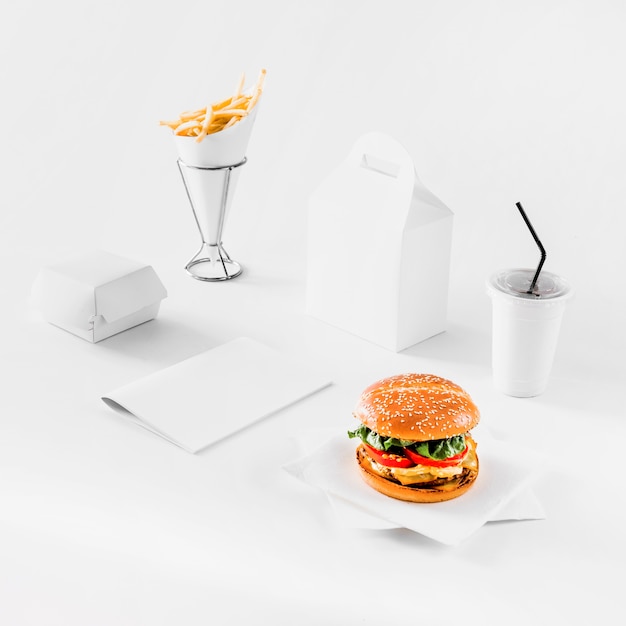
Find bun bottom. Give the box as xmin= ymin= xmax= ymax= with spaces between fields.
xmin=356 ymin=444 xmax=478 ymax=503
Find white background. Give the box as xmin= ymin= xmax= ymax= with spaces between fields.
xmin=1 ymin=1 xmax=625 ymax=624
xmin=2 ymin=0 xmax=625 ymax=377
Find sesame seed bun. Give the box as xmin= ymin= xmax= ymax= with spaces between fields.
xmin=353 ymin=373 xmax=480 ymax=442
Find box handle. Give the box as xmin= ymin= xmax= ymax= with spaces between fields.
xmin=360 ymin=154 xmax=401 ymax=178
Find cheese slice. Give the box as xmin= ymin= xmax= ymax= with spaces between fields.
xmin=370 ymin=436 xmax=478 ymax=486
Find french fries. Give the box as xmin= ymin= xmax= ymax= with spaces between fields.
xmin=160 ymin=69 xmax=266 ymax=143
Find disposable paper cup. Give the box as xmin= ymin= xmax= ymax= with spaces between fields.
xmin=486 ymin=268 xmax=573 ymax=397
xmin=173 ymin=103 xmax=259 ymax=168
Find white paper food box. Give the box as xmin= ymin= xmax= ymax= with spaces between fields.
xmin=306 ymin=132 xmax=453 ymax=352
xmin=33 ymin=250 xmax=168 ymax=343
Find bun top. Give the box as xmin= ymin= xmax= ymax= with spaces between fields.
xmin=353 ymin=373 xmax=480 ymax=441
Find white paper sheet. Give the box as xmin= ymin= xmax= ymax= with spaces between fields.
xmin=325 ymin=486 xmax=546 ymax=530
xmin=102 ymin=337 xmax=332 ymax=453
xmin=283 ymin=428 xmax=547 ymax=545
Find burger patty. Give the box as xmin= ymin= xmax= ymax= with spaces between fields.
xmin=356 ymin=440 xmax=479 ymax=491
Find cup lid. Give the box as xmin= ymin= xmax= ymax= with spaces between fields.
xmin=488 ymin=269 xmax=571 ymax=300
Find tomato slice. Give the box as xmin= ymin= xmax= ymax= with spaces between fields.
xmin=404 ymin=445 xmax=468 ymax=468
xmin=363 ymin=443 xmax=415 ymax=468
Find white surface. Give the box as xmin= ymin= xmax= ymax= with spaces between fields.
xmin=102 ymin=336 xmax=332 ymax=453
xmin=1 ymin=1 xmax=625 ymax=624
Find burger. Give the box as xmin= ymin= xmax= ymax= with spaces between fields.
xmin=347 ymin=373 xmax=480 ymax=503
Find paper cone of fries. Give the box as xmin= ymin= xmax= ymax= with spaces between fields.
xmin=166 ymin=72 xmax=264 ymax=281
xmin=174 ymin=102 xmax=259 ymax=169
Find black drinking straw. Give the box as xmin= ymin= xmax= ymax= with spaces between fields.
xmin=515 ymin=201 xmax=546 ymax=294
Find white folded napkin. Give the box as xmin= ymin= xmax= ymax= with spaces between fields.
xmin=325 ymin=485 xmax=546 ymax=531
xmin=102 ymin=337 xmax=332 ymax=453
xmin=283 ymin=426 xmax=547 ymax=545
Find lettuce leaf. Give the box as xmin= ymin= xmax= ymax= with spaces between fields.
xmin=347 ymin=424 xmax=465 ymax=459
xmin=347 ymin=424 xmax=386 ymax=450
xmin=412 ymin=436 xmax=466 ymax=460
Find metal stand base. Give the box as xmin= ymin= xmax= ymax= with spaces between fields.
xmin=185 ymin=243 xmax=242 ymax=282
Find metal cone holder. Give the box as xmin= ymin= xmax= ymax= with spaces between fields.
xmin=177 ymin=157 xmax=246 ymax=281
